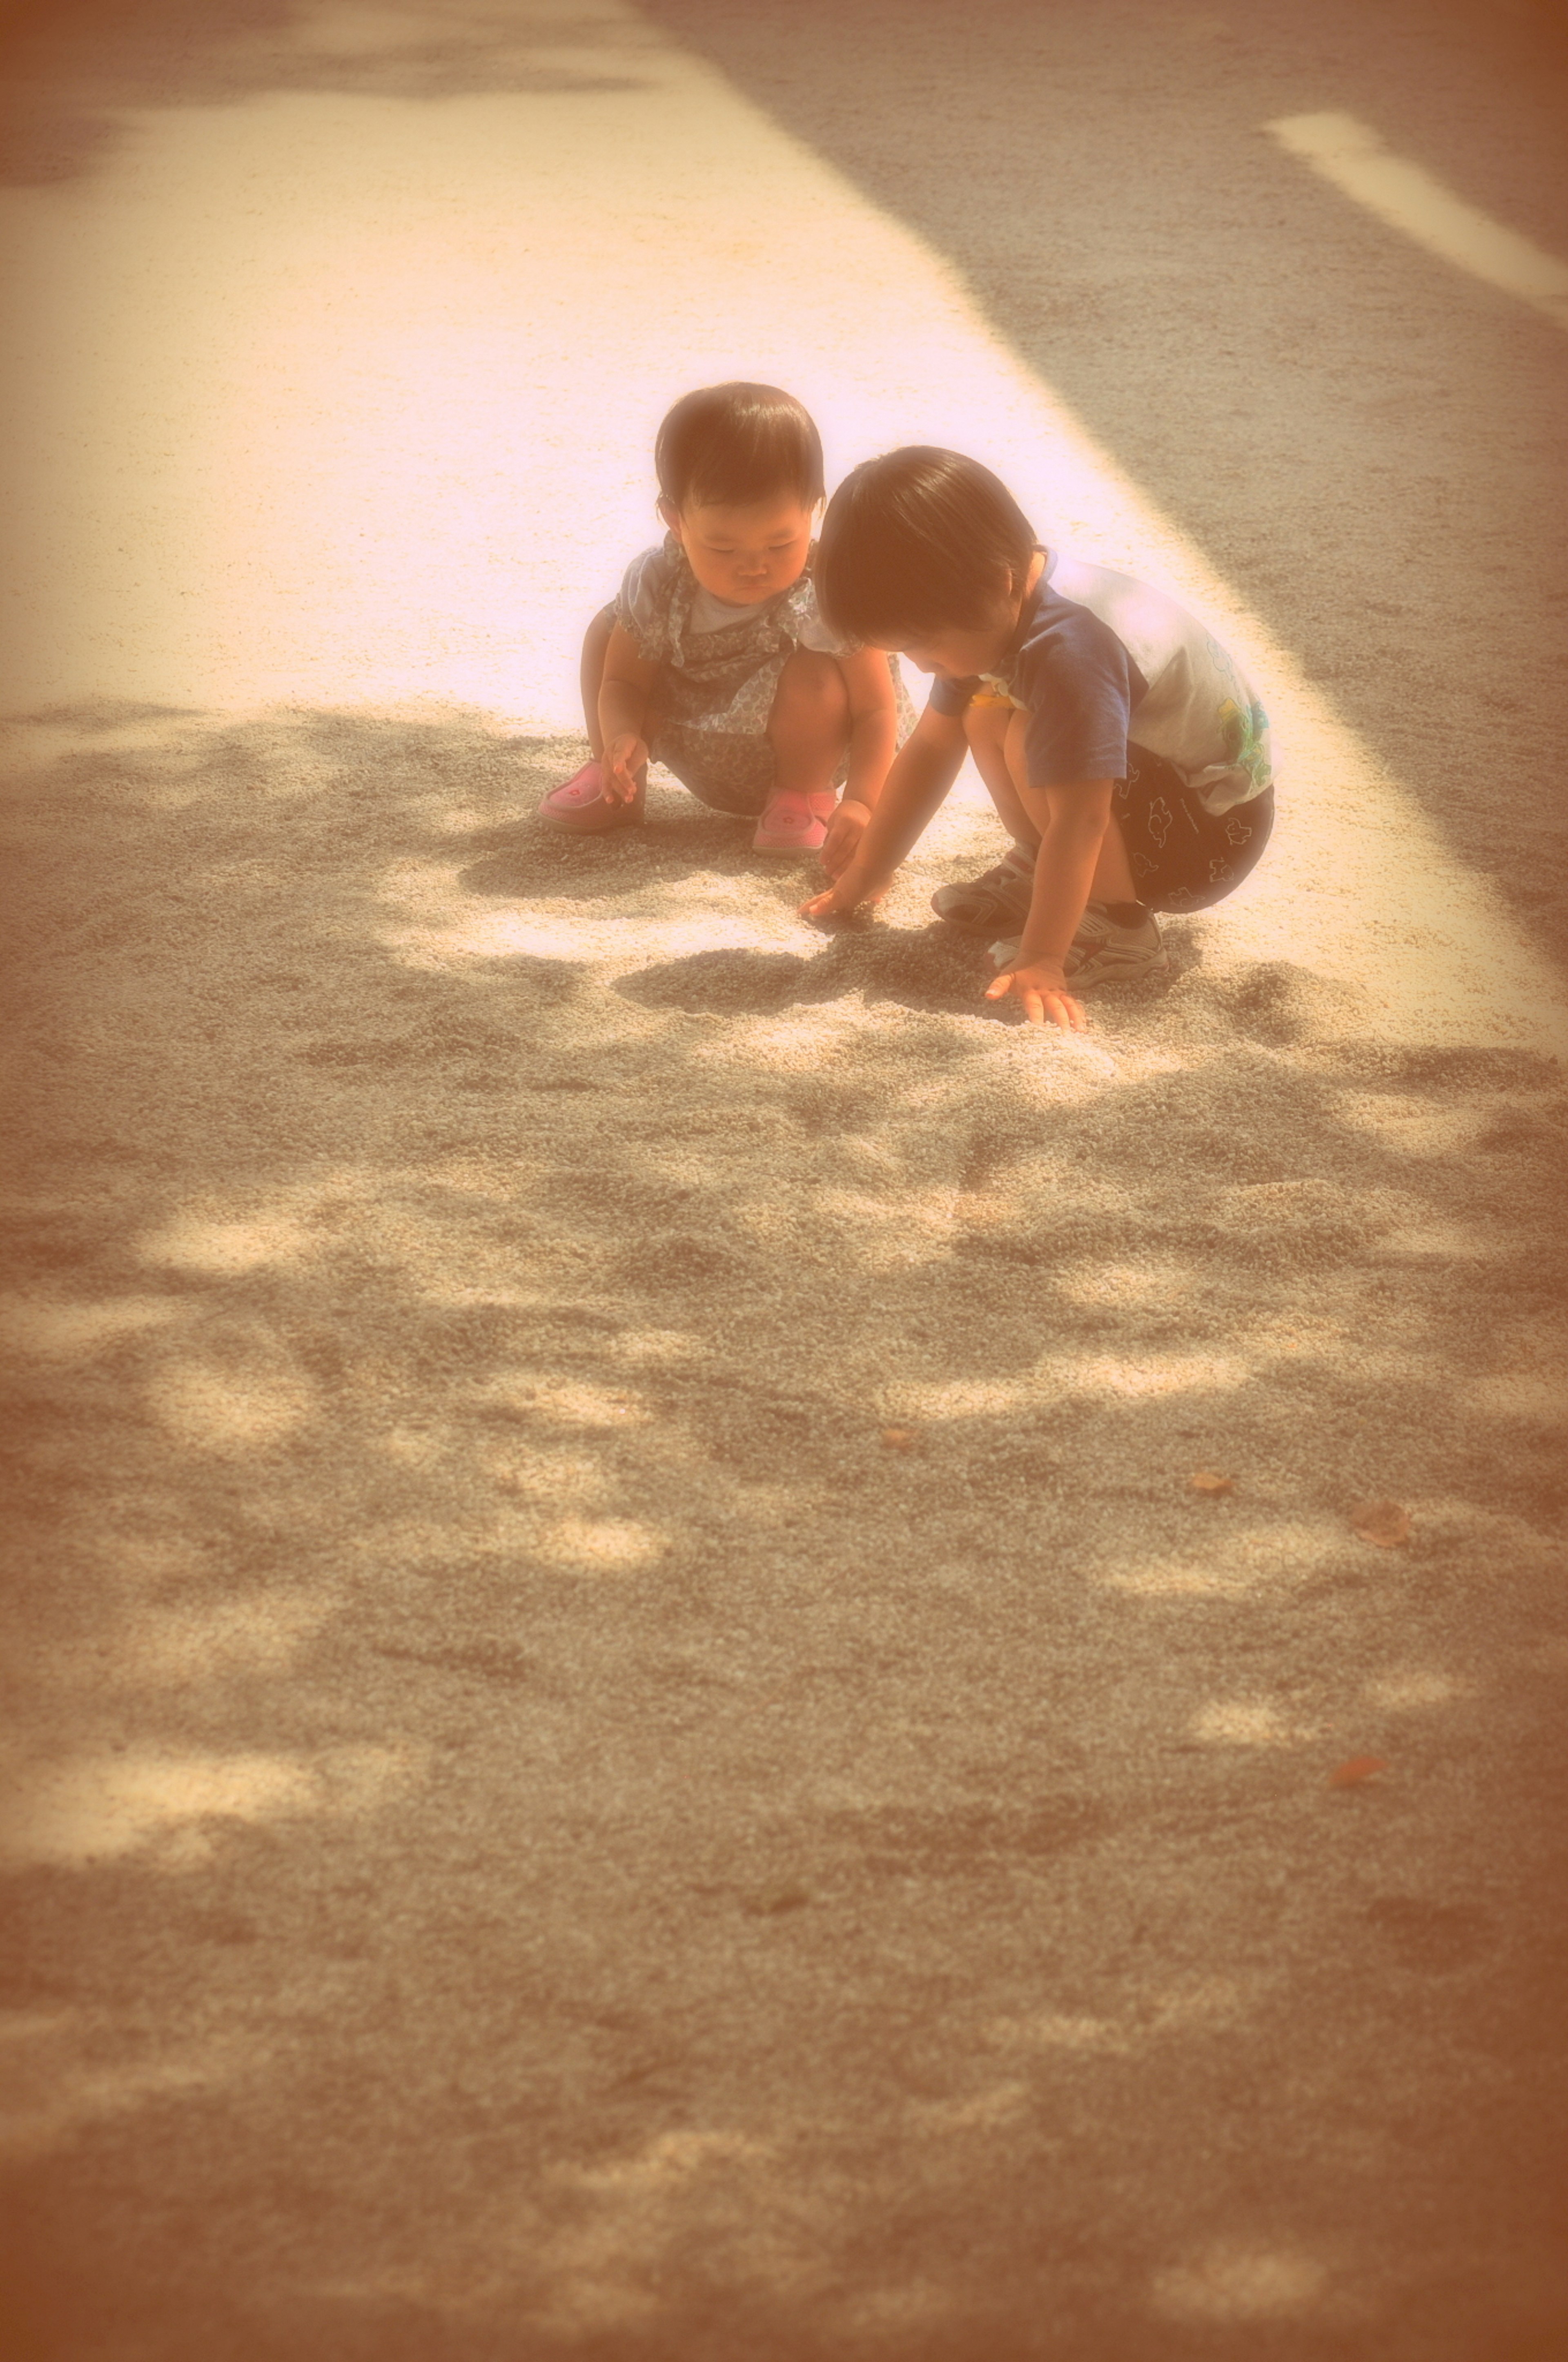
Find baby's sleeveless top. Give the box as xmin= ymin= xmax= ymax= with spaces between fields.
xmin=613 ymin=533 xmax=851 ymax=747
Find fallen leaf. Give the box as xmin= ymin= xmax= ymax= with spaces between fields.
xmin=744 ymin=1883 xmax=811 ymax=1917
xmin=1350 ymin=1500 xmax=1411 ymax=1547
xmin=1329 ymin=1755 xmax=1388 ymax=1788
xmin=880 ymin=1427 xmax=915 ymax=1450
xmin=1189 ymin=1469 xmax=1235 ymax=1496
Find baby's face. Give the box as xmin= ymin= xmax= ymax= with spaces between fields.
xmin=662 ymin=493 xmax=815 ymax=608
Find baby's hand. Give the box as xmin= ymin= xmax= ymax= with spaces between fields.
xmin=602 ymin=733 xmax=648 ymax=804
xmin=984 ymin=952 xmax=1087 ymax=1033
xmin=819 ymin=796 xmax=869 ymax=881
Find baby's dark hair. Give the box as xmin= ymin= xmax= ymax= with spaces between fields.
xmin=655 ymin=383 xmax=825 ymax=513
xmin=816 ymin=447 xmax=1038 ymax=643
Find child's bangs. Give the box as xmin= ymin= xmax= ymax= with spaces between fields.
xmin=817 ymin=448 xmax=1038 ymax=645
xmin=816 ymin=517 xmax=1004 ymax=647
xmin=815 ymin=548 xmax=966 ymax=649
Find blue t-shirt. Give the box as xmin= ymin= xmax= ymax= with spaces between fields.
xmin=928 ymin=552 xmax=1272 ymax=816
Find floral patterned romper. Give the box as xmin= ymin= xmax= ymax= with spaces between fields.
xmin=608 ymin=533 xmax=914 ymax=815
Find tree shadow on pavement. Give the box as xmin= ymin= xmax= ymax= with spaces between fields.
xmin=0 ymin=0 xmax=653 ymax=185
xmin=2 ymin=706 xmax=1567 ymax=2359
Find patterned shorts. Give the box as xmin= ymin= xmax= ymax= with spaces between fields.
xmin=1115 ymin=746 xmax=1273 ymax=913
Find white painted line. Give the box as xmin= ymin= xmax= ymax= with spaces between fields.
xmin=1267 ymin=110 xmax=1568 ymax=330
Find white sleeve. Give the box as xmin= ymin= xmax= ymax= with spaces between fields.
xmin=793 ymin=571 xmax=858 ymax=657
xmin=796 ymin=610 xmax=856 ymax=656
xmin=613 ymin=542 xmax=674 ymax=655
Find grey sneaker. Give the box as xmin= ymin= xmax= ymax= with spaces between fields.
xmin=931 ymin=841 xmax=1036 ymax=932
xmin=989 ymin=904 xmax=1169 ymax=989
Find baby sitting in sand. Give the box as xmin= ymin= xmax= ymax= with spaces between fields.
xmin=538 ymin=382 xmax=910 ymax=864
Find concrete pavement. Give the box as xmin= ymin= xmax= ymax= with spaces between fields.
xmin=2 ymin=4 xmax=1566 ymax=2357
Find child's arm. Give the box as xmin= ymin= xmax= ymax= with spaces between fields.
xmin=801 ymin=703 xmax=968 ymax=920
xmin=820 ymin=647 xmax=901 ymax=879
xmin=597 ymin=623 xmax=660 ymax=804
xmin=982 ymin=776 xmax=1114 ymax=1032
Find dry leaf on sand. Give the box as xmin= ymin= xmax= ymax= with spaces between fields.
xmin=1350 ymin=1500 xmax=1412 ymax=1547
xmin=744 ymin=1882 xmax=811 ymax=1917
xmin=1189 ymin=1469 xmax=1235 ymax=1497
xmin=1329 ymin=1755 xmax=1388 ymax=1788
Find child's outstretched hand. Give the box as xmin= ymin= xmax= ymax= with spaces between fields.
xmin=601 ymin=732 xmax=648 ymax=804
xmin=985 ymin=952 xmax=1086 ymax=1033
xmin=819 ymin=796 xmax=870 ymax=881
xmin=799 ymin=861 xmax=888 ymax=926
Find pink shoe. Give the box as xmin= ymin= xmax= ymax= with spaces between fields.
xmin=538 ymin=759 xmax=645 ymax=833
xmin=753 ymin=789 xmax=832 ymax=853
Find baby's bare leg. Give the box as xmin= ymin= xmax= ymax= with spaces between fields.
xmin=579 ymin=605 xmax=615 ymax=757
xmin=766 ymin=649 xmax=851 ymax=800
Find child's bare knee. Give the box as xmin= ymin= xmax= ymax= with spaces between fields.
xmin=784 ymin=647 xmax=844 ymax=698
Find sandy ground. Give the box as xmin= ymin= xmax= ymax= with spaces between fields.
xmin=2 ymin=4 xmax=1568 ymax=2359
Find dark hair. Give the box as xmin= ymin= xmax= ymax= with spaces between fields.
xmin=815 ymin=447 xmax=1038 ymax=642
xmin=654 ymin=383 xmax=825 ymax=513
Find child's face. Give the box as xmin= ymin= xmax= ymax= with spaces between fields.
xmin=895 ymin=556 xmax=1041 ymax=680
xmin=661 ymin=492 xmax=815 ymax=608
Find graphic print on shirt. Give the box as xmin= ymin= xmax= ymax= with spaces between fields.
xmin=1207 ymin=635 xmax=1272 ymax=793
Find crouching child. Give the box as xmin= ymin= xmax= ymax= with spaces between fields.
xmin=801 ymin=448 xmax=1274 ymax=1031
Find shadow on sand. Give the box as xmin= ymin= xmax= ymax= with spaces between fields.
xmin=2 ymin=705 xmax=1566 ymax=2358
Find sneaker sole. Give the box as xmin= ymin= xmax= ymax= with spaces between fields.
xmin=989 ymin=938 xmax=1170 ymax=989
xmin=1068 ymin=946 xmax=1170 ymax=989
xmin=931 ymin=881 xmax=1035 ymax=933
xmin=539 ymin=784 xmax=646 ymax=834
xmin=933 ymin=899 xmax=1033 ymax=935
xmin=539 ymin=805 xmax=645 ymax=834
